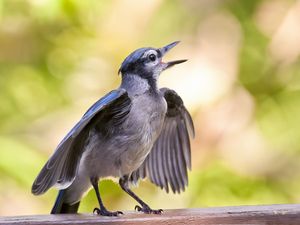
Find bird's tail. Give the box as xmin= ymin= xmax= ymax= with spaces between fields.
xmin=51 ymin=189 xmax=80 ymax=214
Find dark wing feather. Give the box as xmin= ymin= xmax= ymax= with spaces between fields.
xmin=130 ymin=88 xmax=194 ymax=193
xmin=32 ymin=88 xmax=131 ymax=195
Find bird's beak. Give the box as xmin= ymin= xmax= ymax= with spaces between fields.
xmin=159 ymin=41 xmax=187 ymax=70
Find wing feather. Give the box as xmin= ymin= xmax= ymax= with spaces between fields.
xmin=32 ymin=89 xmax=131 ymax=195
xmin=130 ymin=88 xmax=194 ymax=193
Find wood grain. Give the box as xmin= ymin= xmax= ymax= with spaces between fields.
xmin=1 ymin=204 xmax=300 ymax=225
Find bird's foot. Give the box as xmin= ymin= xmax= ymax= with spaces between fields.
xmin=93 ymin=207 xmax=123 ymax=217
xmin=135 ymin=204 xmax=163 ymax=214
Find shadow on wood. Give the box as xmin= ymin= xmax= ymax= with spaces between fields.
xmin=1 ymin=204 xmax=300 ymax=225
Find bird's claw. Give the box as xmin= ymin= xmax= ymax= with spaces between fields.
xmin=134 ymin=205 xmax=163 ymax=214
xmin=93 ymin=207 xmax=123 ymax=216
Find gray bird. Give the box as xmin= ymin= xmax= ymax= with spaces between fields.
xmin=32 ymin=41 xmax=195 ymax=216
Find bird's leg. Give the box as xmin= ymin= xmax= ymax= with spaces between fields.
xmin=90 ymin=177 xmax=123 ymax=216
xmin=119 ymin=175 xmax=163 ymax=214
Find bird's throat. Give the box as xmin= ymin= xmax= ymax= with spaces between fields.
xmin=121 ymin=73 xmax=159 ymax=96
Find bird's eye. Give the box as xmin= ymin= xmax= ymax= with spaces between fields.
xmin=148 ymin=54 xmax=156 ymax=61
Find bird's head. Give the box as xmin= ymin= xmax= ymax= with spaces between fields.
xmin=118 ymin=41 xmax=187 ymax=80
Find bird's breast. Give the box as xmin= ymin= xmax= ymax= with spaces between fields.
xmin=82 ymin=93 xmax=167 ymax=178
xmin=131 ymin=93 xmax=167 ymax=138
xmin=115 ymin=94 xmax=167 ymax=174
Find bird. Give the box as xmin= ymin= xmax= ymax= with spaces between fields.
xmin=31 ymin=41 xmax=195 ymax=216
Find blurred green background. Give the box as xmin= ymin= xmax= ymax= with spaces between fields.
xmin=1 ymin=0 xmax=300 ymax=216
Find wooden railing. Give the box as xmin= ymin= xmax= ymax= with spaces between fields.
xmin=1 ymin=204 xmax=300 ymax=225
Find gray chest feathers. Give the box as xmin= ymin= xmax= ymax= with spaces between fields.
xmin=84 ymin=93 xmax=167 ymax=178
xmin=114 ymin=94 xmax=167 ymax=175
xmin=130 ymin=94 xmax=166 ymax=144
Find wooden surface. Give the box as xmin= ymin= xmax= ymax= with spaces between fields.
xmin=1 ymin=204 xmax=300 ymax=225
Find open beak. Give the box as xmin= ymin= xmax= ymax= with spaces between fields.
xmin=159 ymin=41 xmax=187 ymax=70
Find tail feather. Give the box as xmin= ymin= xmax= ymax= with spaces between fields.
xmin=51 ymin=190 xmax=80 ymax=214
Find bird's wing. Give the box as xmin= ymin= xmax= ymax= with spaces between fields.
xmin=32 ymin=88 xmax=131 ymax=195
xmin=130 ymin=88 xmax=194 ymax=193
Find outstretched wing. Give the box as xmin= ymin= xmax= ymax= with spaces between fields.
xmin=130 ymin=88 xmax=194 ymax=193
xmin=32 ymin=88 xmax=131 ymax=195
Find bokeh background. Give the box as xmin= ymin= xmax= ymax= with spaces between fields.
xmin=1 ymin=0 xmax=300 ymax=216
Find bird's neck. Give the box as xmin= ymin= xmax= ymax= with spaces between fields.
xmin=120 ymin=73 xmax=159 ymax=96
